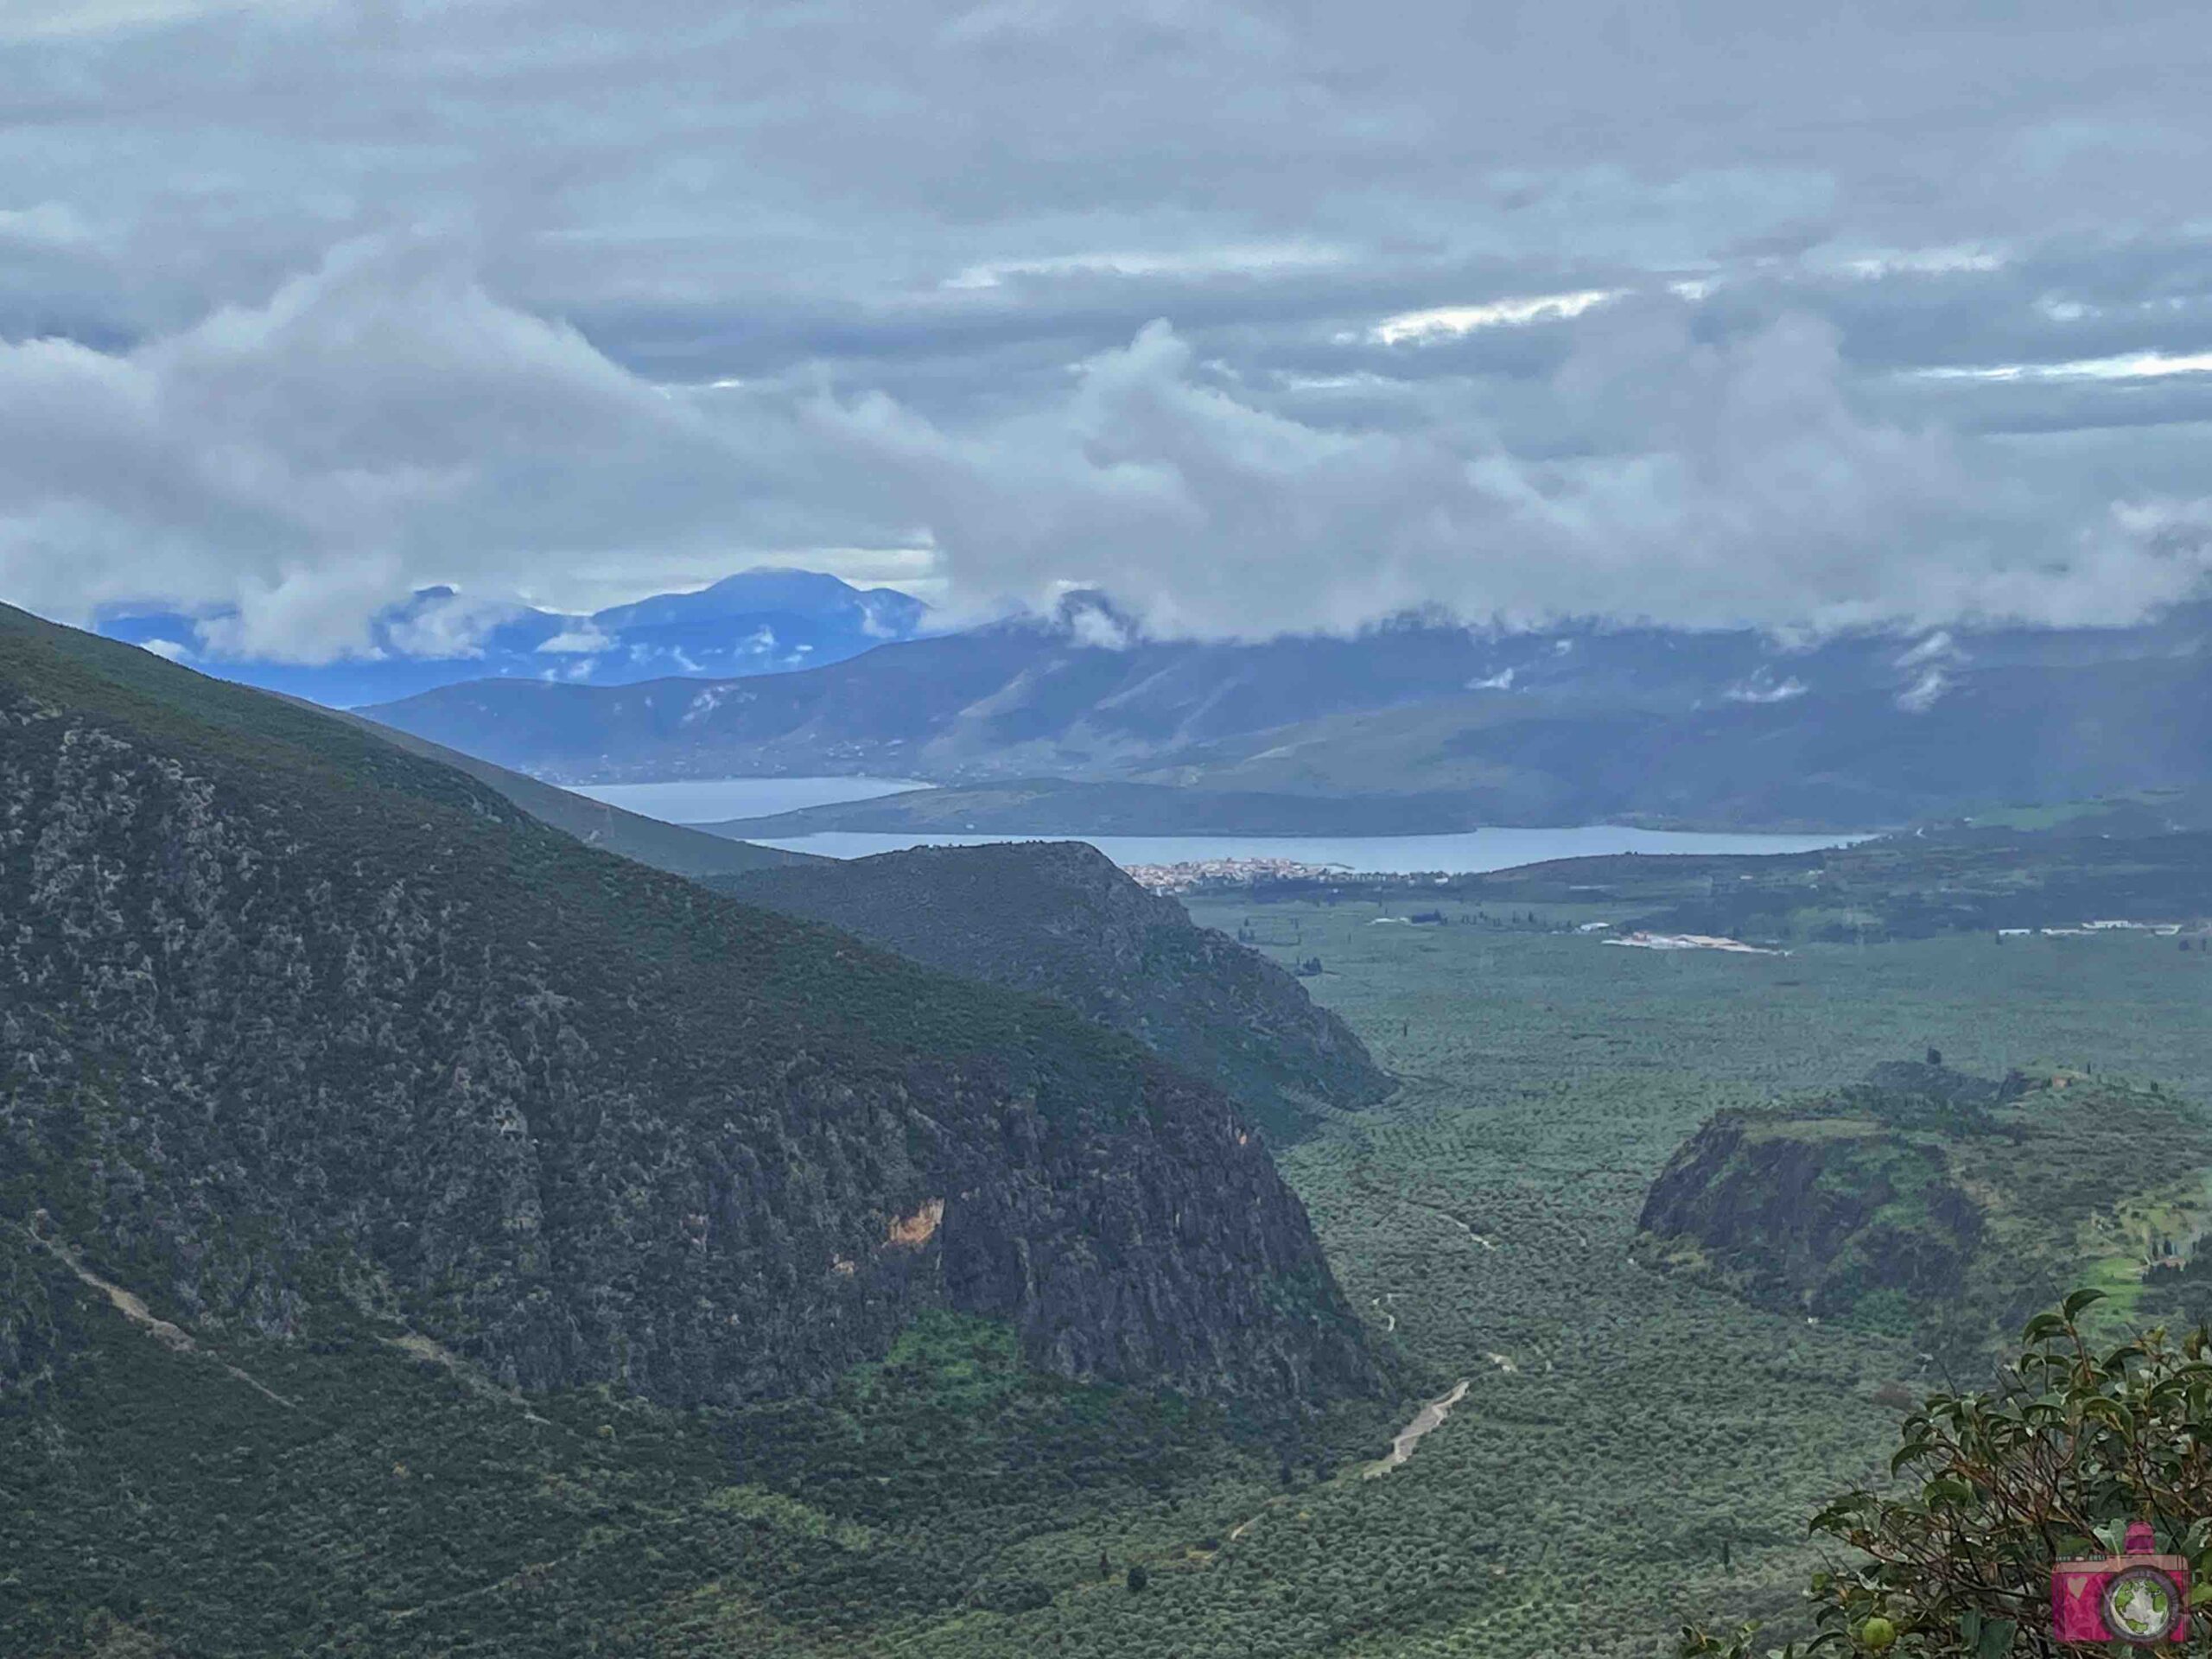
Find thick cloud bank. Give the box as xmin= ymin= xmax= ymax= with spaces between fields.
xmin=3 ymin=1 xmax=2212 ymax=654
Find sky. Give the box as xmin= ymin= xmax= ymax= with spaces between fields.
xmin=4 ymin=0 xmax=2212 ymax=661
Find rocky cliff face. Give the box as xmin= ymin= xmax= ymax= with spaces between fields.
xmin=1635 ymin=1064 xmax=2212 ymax=1355
xmin=0 ymin=607 xmax=1382 ymax=1408
xmin=719 ymin=841 xmax=1392 ymax=1142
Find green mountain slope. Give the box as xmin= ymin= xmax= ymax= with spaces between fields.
xmin=715 ymin=842 xmax=1394 ymax=1141
xmin=0 ymin=605 xmax=1380 ymax=1411
xmin=1636 ymin=1063 xmax=2212 ymax=1361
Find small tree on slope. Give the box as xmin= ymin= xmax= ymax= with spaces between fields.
xmin=1681 ymin=1288 xmax=2212 ymax=1659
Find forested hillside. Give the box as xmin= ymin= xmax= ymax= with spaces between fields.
xmin=717 ymin=842 xmax=1393 ymax=1141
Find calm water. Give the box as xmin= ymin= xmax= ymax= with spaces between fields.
xmin=743 ymin=827 xmax=1859 ymax=874
xmin=569 ymin=776 xmax=1861 ymax=874
xmin=568 ymin=775 xmax=931 ymax=823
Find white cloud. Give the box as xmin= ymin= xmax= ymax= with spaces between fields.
xmin=1918 ymin=351 xmax=2212 ymax=384
xmin=1062 ymin=598 xmax=1138 ymax=651
xmin=384 ymin=590 xmax=526 ymax=659
xmin=1893 ymin=630 xmax=1957 ymax=669
xmin=0 ymin=204 xmax=93 ymax=250
xmin=1367 ymin=289 xmax=1624 ymax=346
xmin=7 ymin=237 xmax=2212 ymax=659
xmin=1835 ymin=245 xmax=2005 ymax=279
xmin=0 ymin=0 xmax=316 ymax=40
xmin=7 ymin=0 xmax=2212 ymax=657
xmin=944 ymin=243 xmax=1344 ymax=290
xmin=1 ymin=2 xmax=2210 ymax=662
xmin=810 ymin=309 xmax=2212 ymax=638
xmin=538 ymin=625 xmax=615 ymax=655
xmin=1725 ymin=674 xmax=1808 ymax=703
xmin=138 ymin=636 xmax=188 ymax=659
xmin=1897 ymin=666 xmax=1949 ymax=712
xmin=0 ymin=238 xmax=839 ymax=662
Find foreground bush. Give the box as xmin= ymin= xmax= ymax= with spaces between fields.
xmin=1682 ymin=1288 xmax=2212 ymax=1659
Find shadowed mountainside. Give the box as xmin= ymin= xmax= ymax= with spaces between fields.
xmin=715 ymin=841 xmax=1394 ymax=1141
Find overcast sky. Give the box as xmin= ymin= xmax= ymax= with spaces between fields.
xmin=5 ymin=0 xmax=2212 ymax=660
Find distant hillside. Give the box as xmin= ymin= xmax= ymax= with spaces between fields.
xmin=1635 ymin=1063 xmax=2212 ymax=1362
xmin=704 ymin=776 xmax=1488 ymax=836
xmin=361 ymin=599 xmax=2212 ymax=830
xmin=717 ymin=842 xmax=1394 ymax=1141
xmin=1144 ymin=653 xmax=2212 ymax=830
xmin=0 ymin=601 xmax=1380 ymax=1414
xmin=98 ymin=566 xmax=929 ymax=707
xmin=333 ymin=707 xmax=823 ymax=880
xmin=1442 ymin=825 xmax=2212 ymax=942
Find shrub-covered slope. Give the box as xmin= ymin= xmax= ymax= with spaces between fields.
xmin=1636 ymin=1062 xmax=2212 ymax=1359
xmin=715 ymin=841 xmax=1393 ymax=1141
xmin=0 ymin=604 xmax=1379 ymax=1409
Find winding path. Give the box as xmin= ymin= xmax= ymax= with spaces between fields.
xmin=1225 ymin=1375 xmax=1474 ymax=1542
xmin=1364 ymin=1379 xmax=1471 ymax=1478
xmin=23 ymin=1219 xmax=296 ymax=1408
xmin=1403 ymin=1198 xmax=1498 ymax=1250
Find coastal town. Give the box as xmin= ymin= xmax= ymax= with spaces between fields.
xmin=1123 ymin=855 xmax=1363 ymax=894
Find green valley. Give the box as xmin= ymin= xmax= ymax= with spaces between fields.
xmin=11 ymin=615 xmax=2212 ymax=1659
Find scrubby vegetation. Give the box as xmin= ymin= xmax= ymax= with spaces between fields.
xmin=1681 ymin=1287 xmax=2212 ymax=1659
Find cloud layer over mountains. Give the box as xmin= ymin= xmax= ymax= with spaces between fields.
xmin=4 ymin=1 xmax=2212 ymax=657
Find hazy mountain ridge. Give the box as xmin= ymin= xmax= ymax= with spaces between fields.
xmin=97 ymin=568 xmax=930 ymax=709
xmin=715 ymin=842 xmax=1394 ymax=1141
xmin=363 ymin=600 xmax=2212 ymax=830
xmin=0 ymin=605 xmax=1380 ymax=1411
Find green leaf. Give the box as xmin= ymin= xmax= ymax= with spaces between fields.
xmin=2063 ymin=1287 xmax=2109 ymax=1320
xmin=1977 ymin=1617 xmax=2016 ymax=1659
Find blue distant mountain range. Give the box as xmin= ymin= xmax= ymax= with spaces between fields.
xmin=96 ymin=568 xmax=930 ymax=709
xmin=357 ymin=590 xmax=2212 ymax=832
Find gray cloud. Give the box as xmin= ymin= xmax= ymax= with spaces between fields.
xmin=3 ymin=0 xmax=2212 ymax=654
